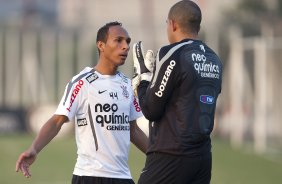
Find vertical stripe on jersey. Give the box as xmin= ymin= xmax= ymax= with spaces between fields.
xmin=150 ymin=41 xmax=193 ymax=88
xmin=88 ymin=104 xmax=99 ymax=151
xmin=63 ymin=69 xmax=94 ymax=105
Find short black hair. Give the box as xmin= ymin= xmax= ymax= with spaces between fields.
xmin=96 ymin=21 xmax=122 ymax=43
xmin=168 ymin=0 xmax=202 ymax=34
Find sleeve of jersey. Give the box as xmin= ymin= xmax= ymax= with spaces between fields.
xmin=137 ymin=47 xmax=177 ymax=121
xmin=54 ymin=79 xmax=85 ymax=121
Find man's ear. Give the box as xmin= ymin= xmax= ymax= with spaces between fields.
xmin=171 ymin=20 xmax=178 ymax=32
xmin=97 ymin=41 xmax=105 ymax=53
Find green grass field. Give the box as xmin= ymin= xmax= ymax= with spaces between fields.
xmin=1 ymin=134 xmax=282 ymax=184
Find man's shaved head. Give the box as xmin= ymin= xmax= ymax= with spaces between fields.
xmin=168 ymin=0 xmax=202 ymax=34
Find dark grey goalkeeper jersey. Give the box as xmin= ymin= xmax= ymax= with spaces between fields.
xmin=137 ymin=39 xmax=223 ymax=156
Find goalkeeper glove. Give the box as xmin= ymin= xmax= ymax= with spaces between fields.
xmin=132 ymin=41 xmax=155 ymax=95
xmin=133 ymin=41 xmax=155 ymax=79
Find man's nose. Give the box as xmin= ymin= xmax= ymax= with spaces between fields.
xmin=122 ymin=41 xmax=130 ymax=50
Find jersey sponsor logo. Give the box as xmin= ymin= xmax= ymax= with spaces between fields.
xmin=192 ymin=53 xmax=206 ymax=62
xmin=200 ymin=95 xmax=215 ymax=104
xmin=194 ymin=61 xmax=219 ymax=74
xmin=98 ymin=90 xmax=107 ymax=94
xmin=192 ymin=52 xmax=220 ymax=79
xmin=106 ymin=125 xmax=130 ymax=131
xmin=94 ymin=103 xmax=130 ymax=130
xmin=133 ymin=97 xmax=141 ymax=112
xmin=86 ymin=73 xmax=98 ymax=83
xmin=150 ymin=41 xmax=193 ymax=88
xmin=155 ymin=60 xmax=176 ymax=97
xmin=66 ymin=80 xmax=84 ymax=112
xmin=77 ymin=118 xmax=87 ymax=126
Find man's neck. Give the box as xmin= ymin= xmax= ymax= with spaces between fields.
xmin=94 ymin=61 xmax=117 ymax=75
xmin=173 ymin=32 xmax=198 ymax=43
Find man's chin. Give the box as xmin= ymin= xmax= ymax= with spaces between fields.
xmin=117 ymin=59 xmax=126 ymax=66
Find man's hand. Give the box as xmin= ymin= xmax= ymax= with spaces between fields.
xmin=15 ymin=148 xmax=37 ymax=178
xmin=132 ymin=41 xmax=155 ymax=95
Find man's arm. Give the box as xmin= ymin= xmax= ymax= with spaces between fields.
xmin=132 ymin=42 xmax=177 ymax=121
xmin=15 ymin=114 xmax=69 ymax=178
xmin=130 ymin=120 xmax=148 ymax=154
xmin=138 ymin=47 xmax=177 ymax=121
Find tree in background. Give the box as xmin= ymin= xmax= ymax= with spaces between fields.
xmin=223 ymin=0 xmax=282 ymax=36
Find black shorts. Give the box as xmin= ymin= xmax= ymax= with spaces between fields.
xmin=137 ymin=152 xmax=212 ymax=184
xmin=72 ymin=175 xmax=135 ymax=184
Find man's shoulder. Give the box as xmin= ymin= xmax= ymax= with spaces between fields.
xmin=63 ymin=67 xmax=96 ymax=93
xmin=158 ymin=40 xmax=194 ymax=60
xmin=70 ymin=67 xmax=95 ymax=83
xmin=116 ymin=71 xmax=131 ymax=84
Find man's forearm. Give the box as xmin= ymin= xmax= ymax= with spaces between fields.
xmin=30 ymin=115 xmax=67 ymax=154
xmin=130 ymin=120 xmax=148 ymax=154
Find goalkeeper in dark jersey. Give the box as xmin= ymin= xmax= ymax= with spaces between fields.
xmin=132 ymin=1 xmax=223 ymax=184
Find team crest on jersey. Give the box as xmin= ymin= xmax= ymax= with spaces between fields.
xmin=120 ymin=85 xmax=129 ymax=98
xmin=77 ymin=118 xmax=87 ymax=126
xmin=86 ymin=73 xmax=98 ymax=83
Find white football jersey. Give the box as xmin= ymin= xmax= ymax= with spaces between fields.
xmin=55 ymin=67 xmax=143 ymax=179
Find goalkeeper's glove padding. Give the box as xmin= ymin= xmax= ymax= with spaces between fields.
xmin=132 ymin=41 xmax=155 ymax=96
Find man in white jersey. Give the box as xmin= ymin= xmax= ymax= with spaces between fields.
xmin=15 ymin=21 xmax=148 ymax=184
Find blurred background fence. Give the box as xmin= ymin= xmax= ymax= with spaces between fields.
xmin=218 ymin=26 xmax=282 ymax=153
xmin=0 ymin=0 xmax=282 ymax=156
xmin=0 ymin=27 xmax=97 ymax=107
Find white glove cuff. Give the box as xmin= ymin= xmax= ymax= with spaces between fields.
xmin=140 ymin=72 xmax=152 ymax=82
xmin=132 ymin=75 xmax=140 ymax=97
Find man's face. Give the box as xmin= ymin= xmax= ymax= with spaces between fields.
xmin=102 ymin=25 xmax=131 ymax=66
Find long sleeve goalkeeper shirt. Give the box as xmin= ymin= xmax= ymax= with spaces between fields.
xmin=137 ymin=39 xmax=223 ymax=156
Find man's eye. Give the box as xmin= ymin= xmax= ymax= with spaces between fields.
xmin=126 ymin=38 xmax=131 ymax=44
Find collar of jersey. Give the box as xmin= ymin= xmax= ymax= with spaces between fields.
xmin=94 ymin=70 xmax=119 ymax=80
